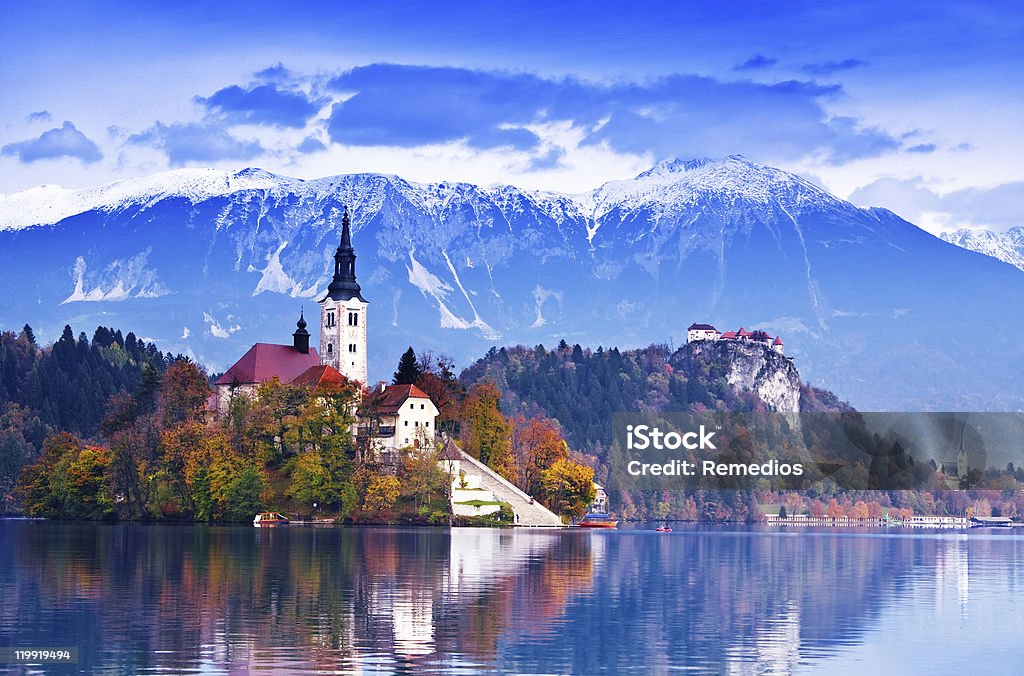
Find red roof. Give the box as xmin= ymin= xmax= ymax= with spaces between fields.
xmin=215 ymin=343 xmax=321 ymax=386
xmin=773 ymin=337 xmax=783 ymax=345
xmin=721 ymin=331 xmax=737 ymax=339
xmin=373 ymin=383 xmax=432 ymax=415
xmin=290 ymin=364 xmax=348 ymax=389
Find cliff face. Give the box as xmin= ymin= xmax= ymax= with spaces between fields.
xmin=671 ymin=340 xmax=802 ymax=413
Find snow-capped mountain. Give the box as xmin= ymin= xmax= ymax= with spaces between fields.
xmin=939 ymin=227 xmax=1024 ymax=272
xmin=2 ymin=156 xmax=1022 ymax=411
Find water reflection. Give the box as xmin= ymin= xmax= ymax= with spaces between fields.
xmin=1 ymin=523 xmax=1024 ymax=674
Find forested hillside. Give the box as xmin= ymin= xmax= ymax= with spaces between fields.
xmin=0 ymin=325 xmax=172 ymax=509
xmin=459 ymin=341 xmax=848 ymax=456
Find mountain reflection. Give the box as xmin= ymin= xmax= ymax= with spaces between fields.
xmin=1 ymin=523 xmax=1023 ymax=674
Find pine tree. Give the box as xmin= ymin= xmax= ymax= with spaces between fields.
xmin=393 ymin=347 xmax=421 ymax=385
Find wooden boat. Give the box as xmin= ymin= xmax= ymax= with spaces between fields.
xmin=578 ymin=513 xmax=618 ymax=528
xmin=253 ymin=511 xmax=289 ymax=527
xmin=656 ymin=526 xmax=672 ymax=533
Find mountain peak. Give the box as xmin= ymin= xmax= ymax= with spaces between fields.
xmin=634 ymin=157 xmax=718 ymax=179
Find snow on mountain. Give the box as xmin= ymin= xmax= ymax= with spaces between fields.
xmin=1 ymin=156 xmax=1023 ymax=411
xmin=0 ymin=167 xmax=297 ymax=231
xmin=0 ymin=156 xmax=837 ymax=233
xmin=939 ymin=227 xmax=1024 ymax=272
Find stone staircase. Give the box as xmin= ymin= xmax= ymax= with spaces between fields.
xmin=453 ymin=446 xmax=564 ymax=527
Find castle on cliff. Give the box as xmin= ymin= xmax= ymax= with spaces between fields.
xmin=687 ymin=323 xmax=784 ymax=354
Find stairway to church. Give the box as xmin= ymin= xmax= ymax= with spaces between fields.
xmin=453 ymin=446 xmax=564 ymax=527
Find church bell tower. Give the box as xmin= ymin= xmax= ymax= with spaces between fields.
xmin=319 ymin=206 xmax=368 ymax=384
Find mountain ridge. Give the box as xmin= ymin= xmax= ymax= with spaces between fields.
xmin=0 ymin=156 xmax=1021 ymax=411
xmin=939 ymin=226 xmax=1024 ymax=272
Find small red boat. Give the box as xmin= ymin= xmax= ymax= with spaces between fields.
xmin=656 ymin=526 xmax=672 ymax=533
xmin=578 ymin=513 xmax=618 ymax=528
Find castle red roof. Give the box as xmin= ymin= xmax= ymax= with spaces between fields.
xmin=721 ymin=331 xmax=738 ymax=339
xmin=290 ymin=364 xmax=348 ymax=389
xmin=373 ymin=383 xmax=433 ymax=415
xmin=773 ymin=337 xmax=783 ymax=345
xmin=215 ymin=343 xmax=321 ymax=386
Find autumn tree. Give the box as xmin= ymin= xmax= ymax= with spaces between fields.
xmin=414 ymin=352 xmax=463 ymax=436
xmin=541 ymin=458 xmax=596 ymax=522
xmin=364 ymin=474 xmax=401 ymax=511
xmin=460 ymin=383 xmax=512 ymax=473
xmin=157 ymin=360 xmax=211 ymax=429
xmin=251 ymin=378 xmax=309 ymax=462
xmin=15 ymin=433 xmax=113 ymax=520
xmin=399 ymin=446 xmax=448 ymax=512
xmin=511 ymin=415 xmax=569 ymax=497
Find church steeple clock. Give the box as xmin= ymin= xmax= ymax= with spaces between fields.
xmin=319 ymin=206 xmax=368 ymax=384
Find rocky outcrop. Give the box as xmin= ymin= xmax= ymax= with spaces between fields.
xmin=671 ymin=340 xmax=802 ymax=412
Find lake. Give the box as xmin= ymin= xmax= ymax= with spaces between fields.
xmin=1 ymin=521 xmax=1023 ymax=674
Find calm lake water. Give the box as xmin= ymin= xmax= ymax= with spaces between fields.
xmin=2 ymin=521 xmax=1023 ymax=674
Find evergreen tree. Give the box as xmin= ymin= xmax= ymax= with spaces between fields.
xmin=393 ymin=347 xmax=422 ymax=385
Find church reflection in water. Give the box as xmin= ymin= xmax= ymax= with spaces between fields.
xmin=2 ymin=523 xmax=1024 ymax=674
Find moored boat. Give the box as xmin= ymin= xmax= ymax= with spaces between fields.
xmin=578 ymin=513 xmax=618 ymax=528
xmin=254 ymin=512 xmax=289 ymax=527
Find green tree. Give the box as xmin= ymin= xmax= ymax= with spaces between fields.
xmin=224 ymin=465 xmax=267 ymax=522
xmin=393 ymin=347 xmax=422 ymax=385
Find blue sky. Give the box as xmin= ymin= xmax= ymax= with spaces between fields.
xmin=1 ymin=0 xmax=1021 ymax=233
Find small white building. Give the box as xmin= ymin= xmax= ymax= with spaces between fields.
xmin=361 ymin=383 xmax=440 ymax=456
xmin=687 ymin=323 xmax=721 ymax=343
xmin=589 ymin=483 xmax=609 ymax=514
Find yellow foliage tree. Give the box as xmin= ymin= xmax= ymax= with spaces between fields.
xmin=541 ymin=458 xmax=596 ymax=522
xmin=460 ymin=383 xmax=514 ymax=478
xmin=364 ymin=474 xmax=401 ymax=511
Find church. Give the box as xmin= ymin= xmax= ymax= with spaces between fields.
xmin=210 ymin=206 xmax=439 ymax=454
xmin=939 ymin=427 xmax=970 ymax=489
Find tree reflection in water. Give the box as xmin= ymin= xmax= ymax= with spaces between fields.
xmin=1 ymin=523 xmax=1023 ymax=674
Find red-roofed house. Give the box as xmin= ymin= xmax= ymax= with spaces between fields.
xmin=211 ymin=312 xmax=327 ymax=416
xmin=361 ymin=383 xmax=440 ymax=455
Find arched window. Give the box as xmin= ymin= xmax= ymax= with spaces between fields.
xmin=326 ymin=311 xmax=335 ymax=328
xmin=327 ymin=343 xmax=333 ymax=354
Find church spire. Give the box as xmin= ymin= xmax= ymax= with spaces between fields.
xmin=292 ymin=307 xmax=310 ymax=353
xmin=325 ymin=205 xmax=366 ymax=302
